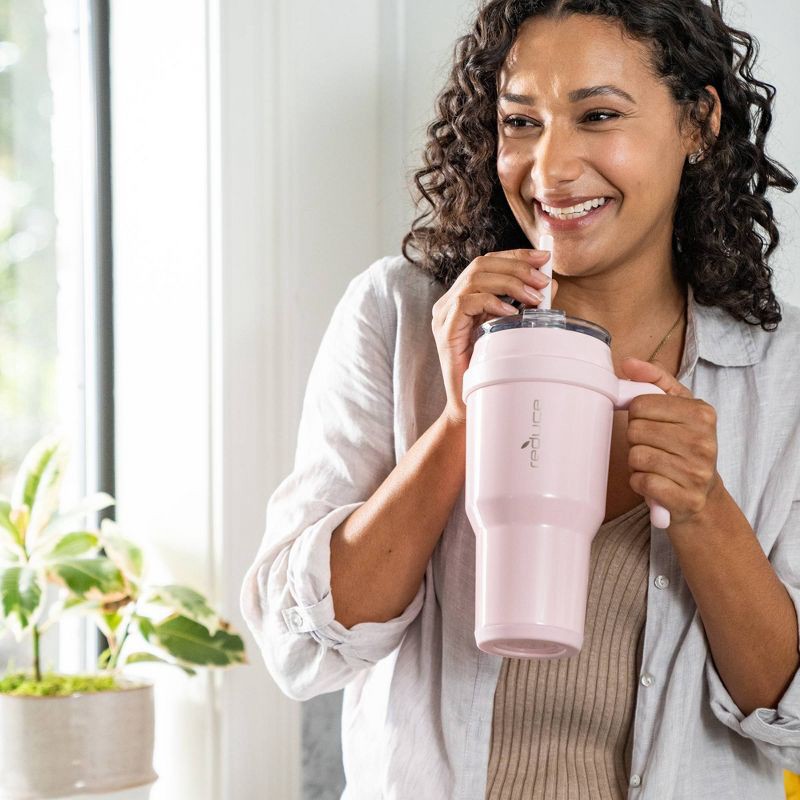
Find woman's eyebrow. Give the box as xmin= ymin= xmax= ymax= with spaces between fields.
xmin=497 ymin=84 xmax=637 ymax=105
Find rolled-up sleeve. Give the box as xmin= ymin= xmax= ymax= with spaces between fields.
xmin=706 ymin=498 xmax=800 ymax=771
xmin=240 ymin=259 xmax=425 ymax=702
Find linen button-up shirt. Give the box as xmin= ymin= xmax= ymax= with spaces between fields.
xmin=241 ymin=254 xmax=800 ymax=799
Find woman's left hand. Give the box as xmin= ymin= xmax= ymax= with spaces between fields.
xmin=619 ymin=357 xmax=722 ymax=527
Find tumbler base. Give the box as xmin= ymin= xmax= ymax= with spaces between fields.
xmin=476 ymin=623 xmax=582 ymax=659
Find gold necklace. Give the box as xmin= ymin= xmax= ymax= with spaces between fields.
xmin=646 ymin=303 xmax=686 ymax=364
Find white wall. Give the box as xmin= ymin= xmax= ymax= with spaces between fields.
xmin=731 ymin=0 xmax=800 ymax=297
xmin=109 ymin=1 xmax=800 ymax=798
xmin=111 ymin=3 xmax=223 ymax=798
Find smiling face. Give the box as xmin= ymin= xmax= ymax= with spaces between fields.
xmin=496 ymin=13 xmax=698 ymax=282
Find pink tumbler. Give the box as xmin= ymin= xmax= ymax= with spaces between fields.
xmin=461 ymin=307 xmax=671 ymax=659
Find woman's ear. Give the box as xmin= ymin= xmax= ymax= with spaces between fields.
xmin=705 ymin=84 xmax=723 ymax=140
xmin=686 ymin=84 xmax=722 ymax=159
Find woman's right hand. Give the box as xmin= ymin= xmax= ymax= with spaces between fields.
xmin=431 ymin=248 xmax=558 ymax=427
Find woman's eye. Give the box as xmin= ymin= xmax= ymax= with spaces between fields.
xmin=501 ymin=116 xmax=535 ymax=129
xmin=500 ymin=111 xmax=620 ymax=129
xmin=583 ymin=111 xmax=620 ymax=122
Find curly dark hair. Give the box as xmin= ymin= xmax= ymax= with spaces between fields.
xmin=401 ymin=0 xmax=797 ymax=331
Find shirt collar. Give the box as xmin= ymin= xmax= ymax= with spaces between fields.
xmin=679 ymin=282 xmax=760 ymax=378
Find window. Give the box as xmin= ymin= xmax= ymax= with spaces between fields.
xmin=0 ymin=0 xmax=112 ymax=674
xmin=0 ymin=1 xmax=58 ymax=490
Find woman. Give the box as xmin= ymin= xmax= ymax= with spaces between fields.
xmin=241 ymin=1 xmax=800 ymax=797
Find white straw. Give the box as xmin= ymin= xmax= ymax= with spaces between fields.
xmin=538 ymin=234 xmax=554 ymax=310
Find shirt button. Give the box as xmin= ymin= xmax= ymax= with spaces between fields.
xmin=630 ymin=774 xmax=642 ymax=788
xmin=290 ymin=610 xmax=303 ymax=628
xmin=640 ymin=672 xmax=655 ymax=687
xmin=654 ymin=574 xmax=670 ymax=589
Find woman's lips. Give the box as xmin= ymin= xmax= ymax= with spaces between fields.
xmin=535 ymin=198 xmax=615 ymax=231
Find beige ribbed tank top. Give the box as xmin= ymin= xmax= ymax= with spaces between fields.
xmin=485 ymin=500 xmax=651 ymax=800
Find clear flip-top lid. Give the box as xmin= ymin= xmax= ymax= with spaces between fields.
xmin=472 ymin=306 xmax=611 ymax=346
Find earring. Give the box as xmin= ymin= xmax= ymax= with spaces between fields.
xmin=688 ymin=148 xmax=706 ymax=165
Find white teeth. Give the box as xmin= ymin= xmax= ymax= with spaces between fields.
xmin=540 ymin=196 xmax=607 ymax=219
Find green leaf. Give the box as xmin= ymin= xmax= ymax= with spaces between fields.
xmin=146 ymin=584 xmax=220 ymax=634
xmin=11 ymin=435 xmax=70 ymax=550
xmin=43 ymin=532 xmax=100 ymax=559
xmin=48 ymin=595 xmax=101 ymax=618
xmin=142 ymin=614 xmax=246 ymax=667
xmin=99 ymin=520 xmax=143 ymax=581
xmin=0 ymin=566 xmax=44 ymax=639
xmin=97 ymin=610 xmax=124 ymax=638
xmin=136 ymin=614 xmax=155 ymax=641
xmin=40 ymin=595 xmax=102 ymax=633
xmin=98 ymin=647 xmax=113 ymax=669
xmin=10 ymin=436 xmax=61 ymax=511
xmin=0 ymin=499 xmax=23 ymax=551
xmin=39 ymin=492 xmax=116 ymax=539
xmin=123 ymin=650 xmax=197 ymax=677
xmin=0 ymin=545 xmax=20 ymax=566
xmin=48 ymin=558 xmax=126 ymax=598
xmin=60 ymin=594 xmax=101 ymax=613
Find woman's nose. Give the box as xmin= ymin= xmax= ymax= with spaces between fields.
xmin=530 ymin=124 xmax=584 ymax=187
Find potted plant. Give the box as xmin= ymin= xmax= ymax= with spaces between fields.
xmin=0 ymin=434 xmax=247 ymax=799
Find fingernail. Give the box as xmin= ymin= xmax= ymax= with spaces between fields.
xmin=524 ymin=286 xmax=544 ymax=301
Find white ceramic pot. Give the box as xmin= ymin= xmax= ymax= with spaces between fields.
xmin=47 ymin=787 xmax=152 ymax=800
xmin=0 ymin=679 xmax=157 ymax=800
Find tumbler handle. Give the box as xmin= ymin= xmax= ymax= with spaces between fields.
xmin=615 ymin=380 xmax=672 ymax=529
